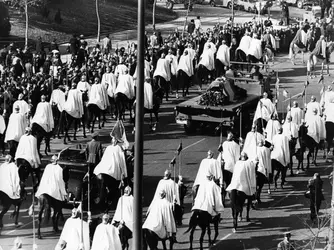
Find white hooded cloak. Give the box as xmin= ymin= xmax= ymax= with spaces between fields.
xmin=153 ymin=58 xmax=171 ymax=81
xmin=177 ymin=54 xmax=194 ymax=77
xmin=193 ymin=158 xmax=223 ymax=187
xmin=112 ymin=194 xmax=134 ymax=232
xmin=115 ymin=74 xmax=135 ymax=100
xmin=88 ymin=83 xmax=110 ymax=110
xmin=306 ymin=113 xmax=326 ymax=143
xmin=287 ymin=107 xmax=304 ymax=126
xmin=198 ymin=44 xmax=215 ymax=71
xmin=271 ymin=133 xmax=290 ymax=167
xmin=64 ymin=89 xmax=84 ymax=119
xmin=243 ymin=131 xmax=265 ymax=160
xmin=237 ymin=35 xmax=252 ymax=54
xmin=31 ymin=101 xmax=54 ymax=133
xmin=217 ymin=140 xmax=240 ymax=173
xmin=282 ymin=120 xmax=299 ymax=139
xmin=50 ymin=89 xmax=66 ymax=112
xmin=13 ymin=99 xmax=29 ymax=115
xmin=143 ymin=197 xmax=176 ymax=239
xmin=226 ymin=160 xmax=257 ymax=196
xmin=144 ymin=81 xmax=153 ymax=110
xmin=0 ymin=115 xmax=6 ymax=135
xmin=256 ymin=145 xmax=272 ymax=176
xmin=93 ymin=144 xmax=128 ymax=180
xmin=0 ymin=162 xmax=20 ymax=199
xmin=35 ymin=163 xmax=67 ymax=201
xmin=5 ymin=113 xmax=26 ymax=142
xmin=91 ymin=223 xmax=122 ymax=250
xmin=101 ymin=72 xmax=117 ymax=98
xmin=265 ymin=119 xmax=282 ymax=143
xmin=248 ymin=38 xmax=263 ymax=59
xmin=192 ymin=178 xmax=224 ymax=216
xmin=15 ymin=134 xmax=41 ymax=168
xmin=216 ymin=43 xmax=230 ymax=66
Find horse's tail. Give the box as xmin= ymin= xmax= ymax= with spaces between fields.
xmin=184 ymin=210 xmax=198 ymax=234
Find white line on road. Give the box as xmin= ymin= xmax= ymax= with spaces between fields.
xmin=183 ymin=138 xmax=206 ymax=151
xmin=269 ymin=190 xmax=295 ymax=208
xmin=219 ymin=232 xmax=232 ymax=241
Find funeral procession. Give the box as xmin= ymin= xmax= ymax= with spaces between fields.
xmin=2 ymin=0 xmax=334 ymax=249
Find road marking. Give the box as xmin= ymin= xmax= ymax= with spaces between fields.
xmin=219 ymin=232 xmax=232 ymax=241
xmin=183 ymin=138 xmax=206 ymax=151
xmin=4 ymin=219 xmax=38 ymax=235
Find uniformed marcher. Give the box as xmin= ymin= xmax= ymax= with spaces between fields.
xmin=85 ymin=131 xmax=103 ymax=173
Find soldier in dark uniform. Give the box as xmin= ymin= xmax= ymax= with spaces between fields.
xmin=85 ymin=131 xmax=103 ymax=175
xmin=307 ymin=173 xmax=324 ymax=221
xmin=277 ymin=232 xmax=295 ymax=250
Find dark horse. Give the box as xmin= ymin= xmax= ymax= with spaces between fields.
xmin=295 ymin=124 xmax=319 ymax=170
xmin=87 ymin=104 xmax=105 ymax=133
xmin=36 ymin=165 xmax=69 ymax=239
xmin=31 ymin=123 xmax=52 ymax=157
xmin=143 ymin=228 xmax=174 ymax=250
xmin=185 ymin=209 xmax=221 ymax=250
xmin=325 ymin=121 xmax=334 ymax=161
xmin=229 ymin=189 xmax=252 ymax=232
xmin=114 ymin=93 xmax=135 ymax=121
xmin=132 ymin=87 xmax=164 ymax=132
xmin=88 ymin=148 xmax=134 ymax=212
xmin=0 ymin=161 xmax=30 ymax=235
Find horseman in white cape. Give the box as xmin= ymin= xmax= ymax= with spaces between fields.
xmin=13 ymin=94 xmax=29 ymax=115
xmin=287 ymin=101 xmax=304 ymax=126
xmin=35 ymin=155 xmax=67 ymax=202
xmin=0 ymin=155 xmax=21 ymax=199
xmin=50 ymin=84 xmax=66 ymax=113
xmin=247 ymin=33 xmax=263 ymax=63
xmin=305 ymin=108 xmax=326 ymax=144
xmin=243 ymin=125 xmax=265 ymax=161
xmin=88 ymin=77 xmax=110 ymax=111
xmin=253 ymin=92 xmax=277 ymax=124
xmin=265 ymin=113 xmax=282 ymax=144
xmin=63 ymin=82 xmax=84 ymax=119
xmin=93 ymin=120 xmax=129 ymax=181
xmin=289 ymin=24 xmax=308 ymax=64
xmin=31 ymin=95 xmax=54 ymax=133
xmin=115 ymin=68 xmax=135 ymax=100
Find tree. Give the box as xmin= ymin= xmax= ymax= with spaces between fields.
xmin=96 ymin=0 xmax=100 ymax=42
xmin=0 ymin=2 xmax=11 ymax=37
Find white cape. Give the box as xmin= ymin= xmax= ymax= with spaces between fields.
xmin=306 ymin=114 xmax=326 ymax=143
xmin=133 ymin=60 xmax=151 ymax=81
xmin=305 ymin=101 xmax=322 ymax=121
xmin=101 ymin=72 xmax=117 ymax=98
xmin=271 ymin=133 xmax=290 ymax=167
xmin=5 ymin=113 xmax=26 ymax=142
xmin=198 ymin=46 xmax=215 ymax=71
xmin=13 ymin=100 xmax=29 ymax=115
xmin=35 ymin=163 xmax=67 ymax=201
xmin=115 ymin=74 xmax=135 ymax=100
xmin=153 ymin=58 xmax=171 ymax=81
xmin=257 ymin=146 xmax=272 ymax=176
xmin=88 ymin=83 xmax=110 ymax=110
xmin=148 ymin=178 xmax=180 ymax=214
xmin=282 ymin=121 xmax=299 ymax=139
xmin=166 ymin=54 xmax=178 ymax=76
xmin=58 ymin=217 xmax=90 ymax=250
xmin=77 ymin=81 xmax=91 ymax=95
xmin=112 ymin=195 xmax=134 ymax=232
xmin=237 ymin=35 xmax=252 ymax=54
xmin=64 ymin=89 xmax=84 ymax=119
xmin=91 ymin=223 xmax=122 ymax=250
xmin=15 ymin=134 xmax=41 ymax=168
xmin=193 ymin=158 xmax=223 ymax=187
xmin=50 ymin=89 xmax=66 ymax=112
xmin=0 ymin=162 xmax=20 ymax=199
xmin=177 ymin=54 xmax=194 ymax=77
xmin=248 ymin=39 xmax=263 ymax=59
xmin=216 ymin=44 xmax=230 ymax=66
xmin=265 ymin=119 xmax=281 ymax=143
xmin=31 ymin=102 xmax=54 ymax=133
xmin=192 ymin=179 xmax=224 ymax=216
xmin=143 ymin=198 xmax=176 ymax=239
xmin=253 ymin=100 xmax=272 ymax=123
xmin=226 ymin=160 xmax=256 ymax=196
xmin=217 ymin=140 xmax=240 ymax=173
xmin=0 ymin=115 xmax=5 ymax=134
xmin=93 ymin=144 xmax=128 ymax=180
xmin=243 ymin=131 xmax=265 ymax=160
xmin=288 ymin=107 xmax=304 ymax=126
xmin=325 ymin=103 xmax=334 ymax=123
xmin=144 ymin=81 xmax=153 ymax=110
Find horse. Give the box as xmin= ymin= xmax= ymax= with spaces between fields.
xmin=114 ymin=93 xmax=134 ymax=121
xmin=294 ymin=124 xmax=319 ymax=170
xmin=132 ymin=87 xmax=164 ymax=132
xmin=0 ymin=162 xmax=30 ymax=235
xmin=87 ymin=104 xmax=105 ymax=133
xmin=87 ymin=148 xmax=134 ymax=212
xmin=229 ymin=189 xmax=253 ymax=232
xmin=31 ymin=123 xmax=52 ymax=157
xmin=143 ymin=228 xmax=174 ymax=250
xmin=307 ymin=42 xmax=334 ymax=78
xmin=154 ymin=75 xmax=170 ymax=101
xmin=235 ymin=49 xmax=248 ymax=71
xmin=36 ymin=166 xmax=70 ymax=239
xmin=185 ymin=209 xmax=220 ymax=250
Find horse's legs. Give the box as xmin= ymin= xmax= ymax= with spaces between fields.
xmin=81 ymin=116 xmax=86 ymax=138
xmin=189 ymin=226 xmax=196 ymax=250
xmin=37 ymin=203 xmax=44 ymax=239
xmin=14 ymin=202 xmax=21 ymax=226
xmin=161 ymin=239 xmax=167 ymax=250
xmin=199 ymin=226 xmax=207 ymax=250
xmin=213 ymin=215 xmax=220 ymax=243
xmin=246 ymin=198 xmax=251 ymax=222
xmin=207 ymin=222 xmax=212 ymax=247
xmin=307 ymin=150 xmax=311 ymax=169
xmin=0 ymin=205 xmax=10 ymax=230
xmin=73 ymin=119 xmax=78 ymax=140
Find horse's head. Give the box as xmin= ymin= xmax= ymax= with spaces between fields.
xmin=298 ymin=123 xmax=308 ymax=138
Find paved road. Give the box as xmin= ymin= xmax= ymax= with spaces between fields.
xmin=1 ymin=5 xmax=333 ymax=250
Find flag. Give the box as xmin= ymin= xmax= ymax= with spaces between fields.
xmin=283 ymin=89 xmax=289 ymax=98
xmin=176 ymin=142 xmax=182 ymax=155
xmin=170 ymin=157 xmax=176 ymax=165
